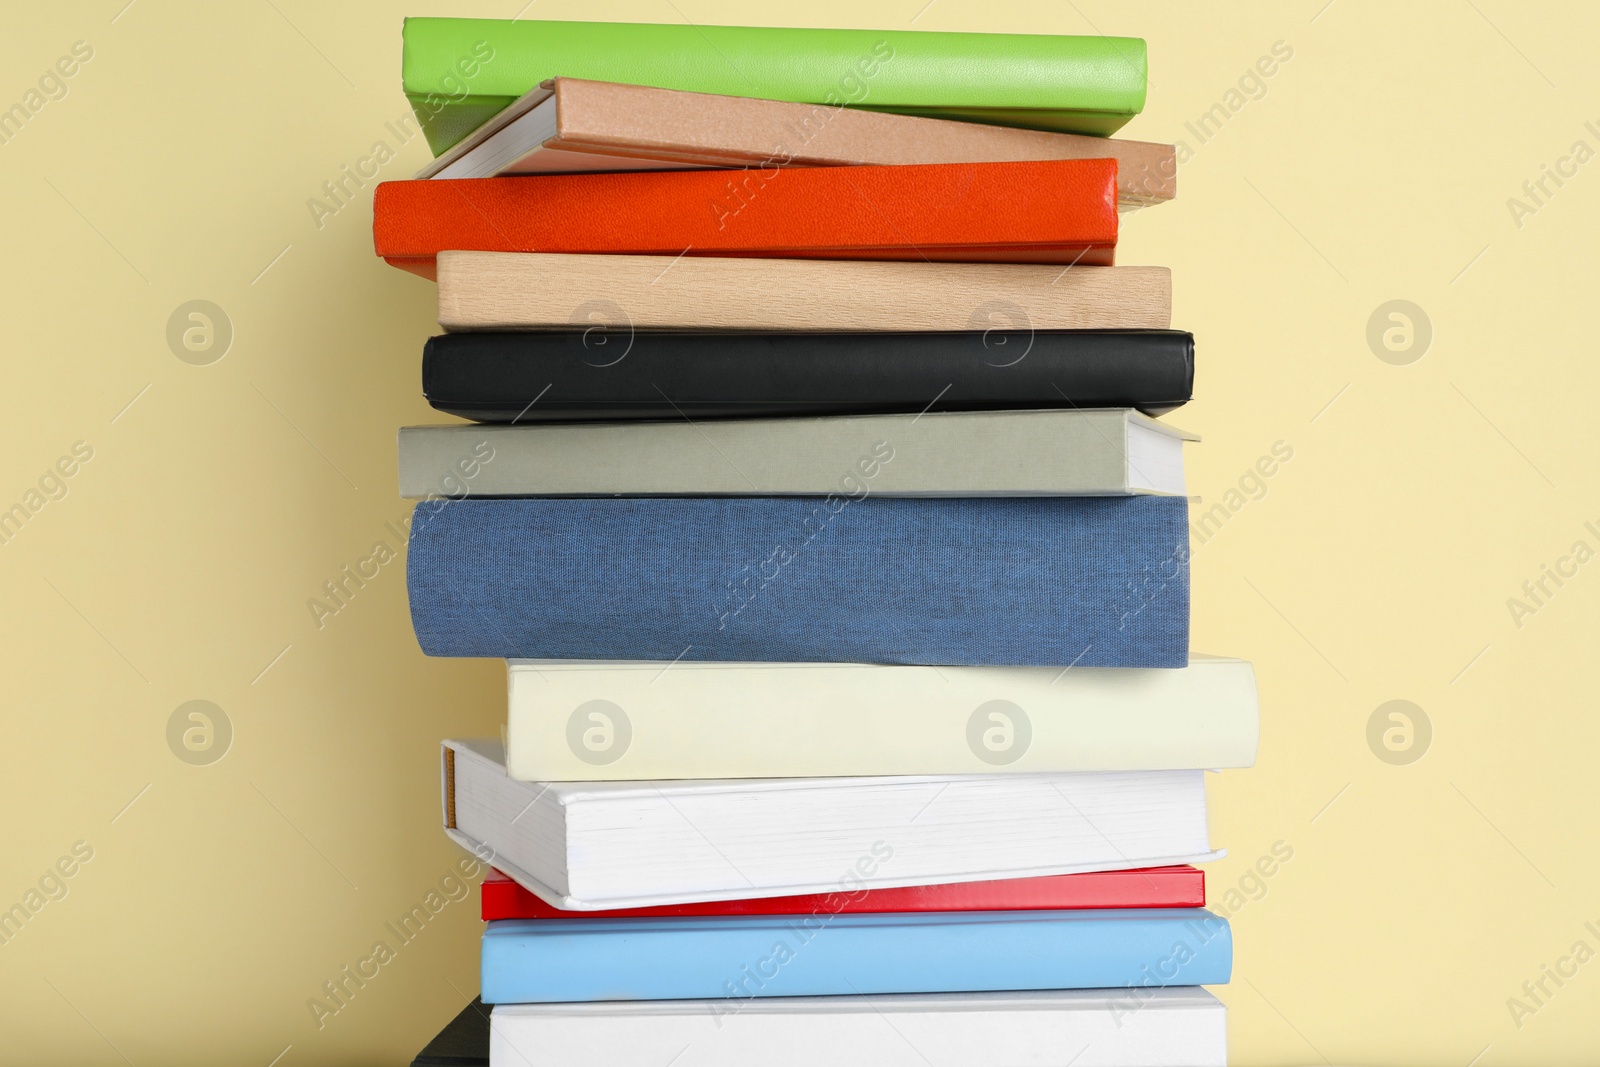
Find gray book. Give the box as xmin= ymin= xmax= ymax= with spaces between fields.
xmin=398 ymin=409 xmax=1194 ymax=499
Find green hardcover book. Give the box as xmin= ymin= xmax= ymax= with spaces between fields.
xmin=402 ymin=18 xmax=1148 ymax=155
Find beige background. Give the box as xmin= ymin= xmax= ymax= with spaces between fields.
xmin=2 ymin=1 xmax=1597 ymax=1063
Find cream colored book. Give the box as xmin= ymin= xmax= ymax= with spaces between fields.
xmin=436 ymin=251 xmax=1172 ymax=332
xmin=504 ymin=657 xmax=1257 ymax=781
xmin=397 ymin=409 xmax=1194 ymax=498
xmin=417 ymin=77 xmax=1176 ymax=208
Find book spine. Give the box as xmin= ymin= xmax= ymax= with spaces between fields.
xmin=436 ymin=253 xmax=1173 ymax=340
xmin=374 ymin=161 xmax=1119 ymax=267
xmin=505 ymin=662 xmax=1252 ymax=780
xmin=407 ymin=496 xmax=1189 ymax=667
xmin=402 ymin=20 xmax=1148 ymax=152
xmin=478 ymin=910 xmax=1230 ymax=1003
xmin=479 ymin=867 xmax=1206 ymax=921
xmin=420 ymin=330 xmax=1194 ymax=424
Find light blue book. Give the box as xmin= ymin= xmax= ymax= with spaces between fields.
xmin=481 ymin=908 xmax=1231 ymax=1004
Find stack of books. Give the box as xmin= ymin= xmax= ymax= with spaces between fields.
xmin=381 ymin=18 xmax=1258 ymax=1067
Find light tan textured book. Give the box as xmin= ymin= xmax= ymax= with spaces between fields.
xmin=417 ymin=78 xmax=1176 ymax=208
xmin=436 ymin=251 xmax=1172 ymax=332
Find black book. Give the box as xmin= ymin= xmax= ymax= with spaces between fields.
xmin=422 ymin=329 xmax=1194 ymax=423
xmin=410 ymin=998 xmax=489 ymax=1067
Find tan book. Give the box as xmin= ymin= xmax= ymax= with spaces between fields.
xmin=416 ymin=78 xmax=1175 ymax=208
xmin=437 ymin=251 xmax=1172 ymax=332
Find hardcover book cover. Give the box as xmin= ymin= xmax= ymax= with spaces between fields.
xmin=435 ymin=252 xmax=1172 ymax=332
xmin=374 ymin=159 xmax=1118 ymax=278
xmin=479 ymin=909 xmax=1232 ymax=1003
xmin=498 ymin=656 xmax=1254 ymax=780
xmin=402 ymin=19 xmax=1149 ymax=153
xmin=487 ymin=989 xmax=1227 ymax=1067
xmin=396 ymin=410 xmax=1193 ymax=499
xmin=417 ymin=77 xmax=1176 ymax=207
xmin=419 ymin=329 xmax=1195 ymax=422
xmin=443 ymin=740 xmax=1218 ymax=910
xmin=407 ymin=496 xmax=1190 ymax=666
xmin=481 ymin=866 xmax=1207 ymax=920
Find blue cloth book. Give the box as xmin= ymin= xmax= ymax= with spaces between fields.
xmin=479 ymin=908 xmax=1231 ymax=1004
xmin=407 ymin=496 xmax=1189 ymax=666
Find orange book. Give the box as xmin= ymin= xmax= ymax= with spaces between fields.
xmin=373 ymin=159 xmax=1118 ymax=279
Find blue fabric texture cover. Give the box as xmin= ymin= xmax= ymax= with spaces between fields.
xmin=480 ymin=908 xmax=1231 ymax=1004
xmin=406 ymin=496 xmax=1189 ymax=667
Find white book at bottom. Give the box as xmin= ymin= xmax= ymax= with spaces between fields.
xmin=489 ymin=988 xmax=1226 ymax=1067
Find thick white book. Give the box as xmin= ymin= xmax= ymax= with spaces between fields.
xmin=505 ymin=656 xmax=1258 ymax=781
xmin=489 ymin=988 xmax=1226 ymax=1067
xmin=398 ymin=409 xmax=1193 ymax=498
xmin=442 ymin=740 xmax=1221 ymax=911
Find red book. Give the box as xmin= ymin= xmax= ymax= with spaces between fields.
xmin=480 ymin=866 xmax=1203 ymax=921
xmin=372 ymin=158 xmax=1119 ymax=279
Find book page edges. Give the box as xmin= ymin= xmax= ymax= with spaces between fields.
xmin=466 ymin=849 xmax=1228 ymax=913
